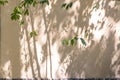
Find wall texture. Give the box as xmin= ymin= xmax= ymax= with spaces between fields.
xmin=0 ymin=0 xmax=20 ymax=78
xmin=0 ymin=0 xmax=120 ymax=79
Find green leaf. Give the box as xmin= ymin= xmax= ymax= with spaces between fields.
xmin=65 ymin=2 xmax=73 ymax=10
xmin=25 ymin=0 xmax=33 ymax=5
xmin=30 ymin=31 xmax=37 ymax=37
xmin=20 ymin=20 xmax=24 ymax=25
xmin=93 ymin=3 xmax=99 ymax=10
xmin=74 ymin=36 xmax=78 ymax=40
xmin=46 ymin=0 xmax=49 ymax=5
xmin=0 ymin=0 xmax=8 ymax=5
xmin=68 ymin=2 xmax=73 ymax=8
xmin=24 ymin=9 xmax=29 ymax=15
xmin=61 ymin=3 xmax=66 ymax=8
xmin=70 ymin=39 xmax=74 ymax=46
xmin=14 ymin=6 xmax=22 ymax=14
xmin=30 ymin=32 xmax=32 ymax=37
xmin=66 ymin=4 xmax=69 ymax=10
xmin=11 ymin=13 xmax=20 ymax=20
xmin=40 ymin=0 xmax=49 ymax=5
xmin=80 ymin=38 xmax=87 ymax=46
xmin=11 ymin=6 xmax=22 ymax=21
xmin=62 ymin=39 xmax=69 ymax=45
xmin=33 ymin=31 xmax=37 ymax=36
xmin=33 ymin=1 xmax=37 ymax=7
xmin=85 ymin=33 xmax=89 ymax=38
xmin=22 ymin=2 xmax=28 ymax=7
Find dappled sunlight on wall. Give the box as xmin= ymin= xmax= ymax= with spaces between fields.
xmin=1 ymin=0 xmax=120 ymax=79
xmin=111 ymin=20 xmax=120 ymax=78
xmin=20 ymin=26 xmax=33 ymax=78
xmin=1 ymin=61 xmax=12 ymax=78
xmin=13 ymin=0 xmax=120 ymax=78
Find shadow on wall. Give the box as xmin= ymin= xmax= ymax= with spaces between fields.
xmin=65 ymin=31 xmax=115 ymax=78
xmin=19 ymin=0 xmax=120 ymax=78
xmin=49 ymin=0 xmax=120 ymax=78
xmin=1 ymin=0 xmax=120 ymax=79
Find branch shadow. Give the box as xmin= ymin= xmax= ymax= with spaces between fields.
xmin=18 ymin=0 xmax=120 ymax=79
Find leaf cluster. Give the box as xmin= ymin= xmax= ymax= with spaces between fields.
xmin=30 ymin=30 xmax=38 ymax=37
xmin=10 ymin=0 xmax=50 ymax=38
xmin=40 ymin=0 xmax=49 ymax=5
xmin=61 ymin=2 xmax=73 ymax=10
xmin=62 ymin=36 xmax=87 ymax=46
xmin=0 ymin=0 xmax=8 ymax=5
xmin=11 ymin=0 xmax=49 ymax=21
xmin=11 ymin=6 xmax=22 ymax=20
xmin=93 ymin=3 xmax=99 ymax=10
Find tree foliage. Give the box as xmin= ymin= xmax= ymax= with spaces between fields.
xmin=0 ymin=0 xmax=8 ymax=5
xmin=61 ymin=2 xmax=73 ymax=10
xmin=62 ymin=36 xmax=87 ymax=46
xmin=1 ymin=0 xmax=87 ymax=46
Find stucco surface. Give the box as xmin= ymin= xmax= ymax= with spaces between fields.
xmin=0 ymin=0 xmax=120 ymax=79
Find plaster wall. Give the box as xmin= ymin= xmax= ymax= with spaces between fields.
xmin=0 ymin=0 xmax=120 ymax=79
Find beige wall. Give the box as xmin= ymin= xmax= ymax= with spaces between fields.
xmin=0 ymin=0 xmax=120 ymax=79
xmin=0 ymin=7 xmax=1 ymax=66
xmin=0 ymin=0 xmax=20 ymax=78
